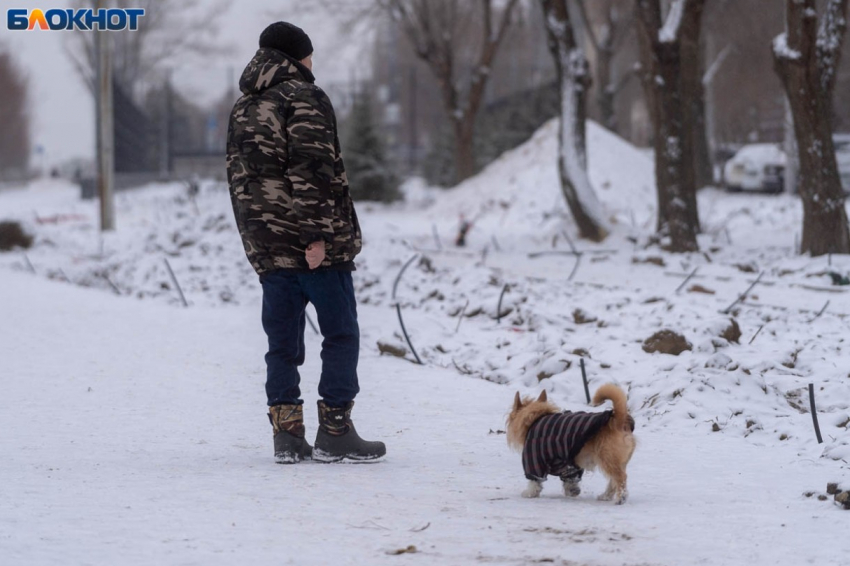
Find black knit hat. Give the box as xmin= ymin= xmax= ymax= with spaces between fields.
xmin=259 ymin=22 xmax=313 ymax=62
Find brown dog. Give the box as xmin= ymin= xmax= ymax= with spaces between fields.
xmin=506 ymin=384 xmax=636 ymax=504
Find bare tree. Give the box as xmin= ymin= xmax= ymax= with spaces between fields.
xmin=0 ymin=49 xmax=30 ymax=178
xmin=379 ymin=0 xmax=521 ymax=183
xmin=575 ymin=0 xmax=636 ymax=134
xmin=635 ymin=0 xmax=702 ymax=252
xmin=541 ymin=0 xmax=609 ymax=241
xmin=773 ymin=0 xmax=850 ymax=256
xmin=65 ymin=0 xmax=224 ymax=100
xmin=678 ymin=0 xmax=712 ymax=191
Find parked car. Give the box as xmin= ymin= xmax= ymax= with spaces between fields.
xmin=724 ymin=143 xmax=785 ymax=193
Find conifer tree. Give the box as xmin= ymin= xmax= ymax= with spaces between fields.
xmin=343 ymin=91 xmax=401 ymax=203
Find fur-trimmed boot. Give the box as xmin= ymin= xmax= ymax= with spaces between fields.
xmin=313 ymin=401 xmax=386 ymax=462
xmin=268 ymin=404 xmax=313 ymax=464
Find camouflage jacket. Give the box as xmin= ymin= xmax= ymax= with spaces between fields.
xmin=226 ymin=48 xmax=362 ymax=274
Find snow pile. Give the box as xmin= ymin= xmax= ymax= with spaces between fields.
xmin=1 ymin=120 xmax=849 ymax=473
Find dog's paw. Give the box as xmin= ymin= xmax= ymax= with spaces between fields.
xmin=522 ymin=481 xmax=543 ymax=498
xmin=562 ymin=482 xmax=581 ymax=497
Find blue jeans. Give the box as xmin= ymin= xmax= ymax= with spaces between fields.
xmin=260 ymin=270 xmax=360 ymax=408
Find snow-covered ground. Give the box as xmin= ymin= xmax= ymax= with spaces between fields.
xmin=2 ymin=120 xmax=849 ymax=565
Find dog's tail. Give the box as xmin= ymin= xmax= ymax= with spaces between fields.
xmin=592 ymin=383 xmax=630 ymax=431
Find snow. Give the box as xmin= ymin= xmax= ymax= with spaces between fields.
xmin=729 ymin=143 xmax=786 ymax=167
xmin=817 ymin=0 xmax=848 ymax=89
xmin=555 ymin=51 xmax=609 ymax=233
xmin=773 ymin=33 xmax=802 ymax=61
xmin=3 ymin=119 xmax=850 ymax=565
xmin=659 ymin=0 xmax=686 ymax=43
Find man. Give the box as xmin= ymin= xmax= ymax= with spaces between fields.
xmin=226 ymin=22 xmax=385 ymax=464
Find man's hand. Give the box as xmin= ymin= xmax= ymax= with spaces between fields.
xmin=305 ymin=241 xmax=326 ymax=270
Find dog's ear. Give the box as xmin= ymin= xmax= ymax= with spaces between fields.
xmin=537 ymin=390 xmax=548 ymax=403
xmin=513 ymin=391 xmax=522 ymax=411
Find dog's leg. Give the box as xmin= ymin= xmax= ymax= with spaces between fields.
xmin=522 ymin=480 xmax=543 ymax=498
xmin=598 ymin=470 xmax=628 ymax=504
xmin=560 ymin=467 xmax=583 ymax=497
xmin=597 ymin=481 xmax=615 ymax=501
xmin=613 ymin=472 xmax=628 ymax=505
xmin=562 ymin=478 xmax=581 ymax=497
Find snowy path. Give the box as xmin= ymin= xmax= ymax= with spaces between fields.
xmin=1 ymin=270 xmax=845 ymax=566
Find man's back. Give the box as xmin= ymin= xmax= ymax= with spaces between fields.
xmin=227 ymin=48 xmax=361 ymax=274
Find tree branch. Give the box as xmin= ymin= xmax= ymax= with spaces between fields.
xmin=703 ymin=43 xmax=734 ymax=86
xmin=575 ymin=0 xmax=601 ymax=54
xmin=817 ymin=0 xmax=849 ymax=93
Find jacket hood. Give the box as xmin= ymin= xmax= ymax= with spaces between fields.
xmin=238 ymin=48 xmax=314 ymax=95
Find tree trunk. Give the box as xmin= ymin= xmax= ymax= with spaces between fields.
xmin=655 ymin=42 xmax=699 ymax=252
xmin=384 ymin=0 xmax=521 ymax=185
xmin=541 ymin=0 xmax=608 ymax=242
xmin=680 ymin=17 xmax=712 ymax=192
xmin=773 ymin=0 xmax=850 ymax=256
xmin=678 ymin=0 xmax=708 ymax=227
xmin=636 ymin=0 xmax=701 ymax=253
xmin=453 ymin=119 xmax=477 ymax=183
xmin=635 ymin=19 xmax=668 ymax=232
xmin=596 ymin=41 xmax=617 ymax=133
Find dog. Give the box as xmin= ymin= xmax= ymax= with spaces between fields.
xmin=506 ymin=384 xmax=636 ymax=504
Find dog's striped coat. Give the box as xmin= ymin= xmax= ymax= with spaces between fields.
xmin=522 ymin=410 xmax=613 ymax=481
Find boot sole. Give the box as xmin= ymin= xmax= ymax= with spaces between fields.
xmin=312 ymin=449 xmax=385 ymax=464
xmin=275 ymin=454 xmax=302 ymax=464
xmin=275 ymin=452 xmax=313 ymax=464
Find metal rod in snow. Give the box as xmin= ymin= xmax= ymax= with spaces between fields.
xmin=396 ymin=304 xmax=422 ymax=365
xmin=721 ymin=271 xmax=764 ymax=314
xmin=432 ymin=224 xmax=442 ymax=251
xmin=579 ymin=358 xmax=591 ymax=405
xmin=163 ymin=258 xmax=188 ymax=307
xmin=496 ymin=283 xmax=510 ymax=324
xmin=561 ymin=230 xmax=578 ymax=254
xmin=675 ymin=267 xmax=699 ymax=294
xmin=392 ymin=254 xmax=422 ymax=365
xmin=306 ymin=312 xmax=319 ymax=335
xmin=102 ymin=273 xmax=120 ymax=295
xmin=809 ymin=383 xmax=823 ymax=444
xmin=568 ymin=253 xmax=583 ymax=282
xmin=392 ymin=254 xmax=420 ymax=300
xmin=528 ymin=249 xmax=617 ymax=258
xmin=808 ymin=300 xmax=830 ymax=323
xmin=22 ymin=254 xmax=36 ymax=274
xmin=455 ymin=299 xmax=469 ymax=333
xmin=748 ymin=324 xmax=765 ymax=345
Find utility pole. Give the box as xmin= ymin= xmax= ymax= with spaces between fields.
xmin=408 ymin=67 xmax=417 ymax=172
xmin=160 ymin=71 xmax=172 ymax=178
xmin=783 ymin=97 xmax=798 ymax=195
xmin=95 ymin=1 xmax=115 ymax=231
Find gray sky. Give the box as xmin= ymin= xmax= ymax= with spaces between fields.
xmin=2 ymin=0 xmax=371 ymax=168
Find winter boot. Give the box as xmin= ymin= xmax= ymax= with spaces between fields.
xmin=313 ymin=401 xmax=386 ymax=462
xmin=268 ymin=404 xmax=313 ymax=464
